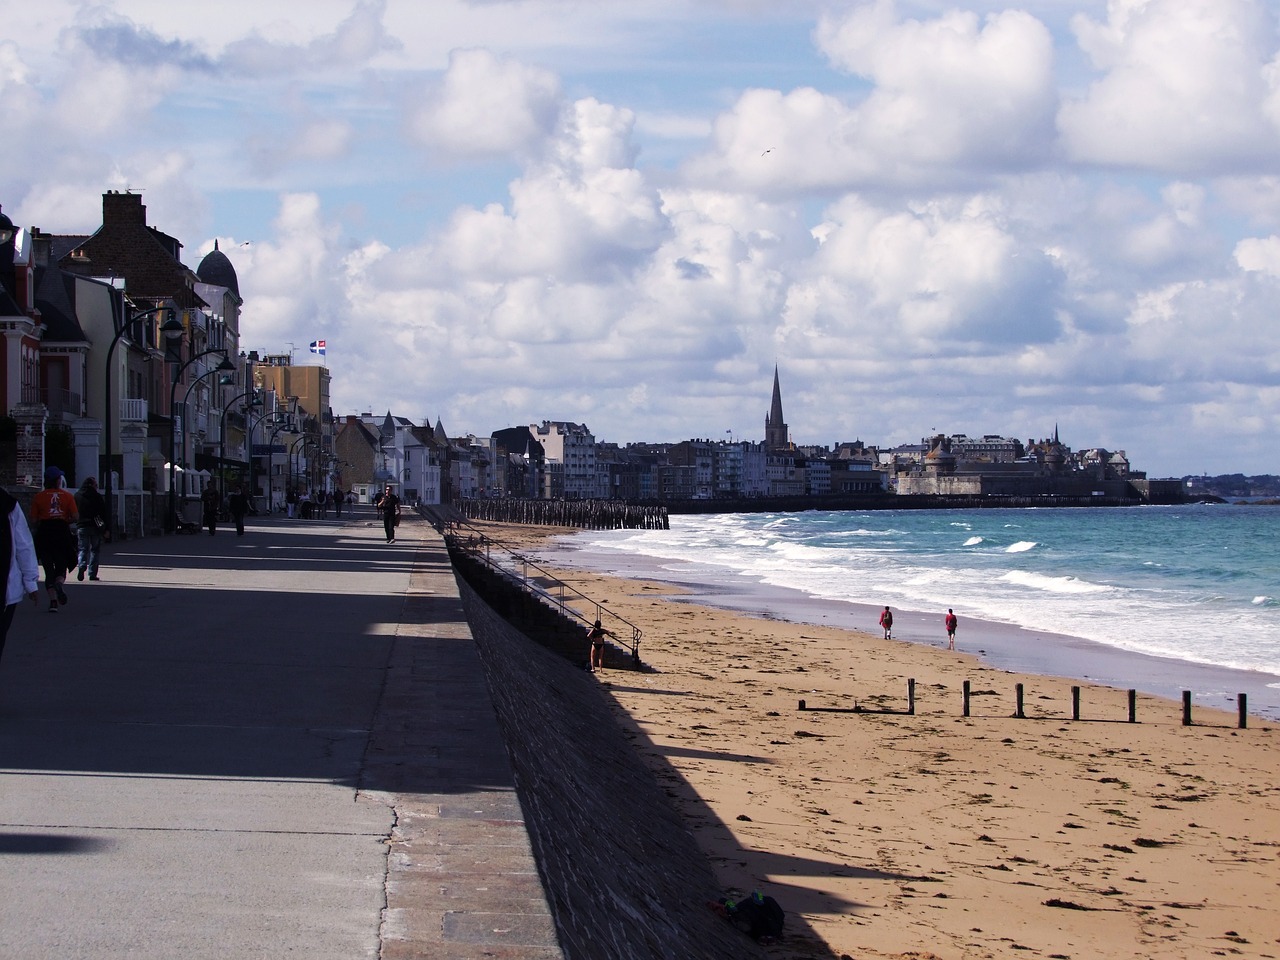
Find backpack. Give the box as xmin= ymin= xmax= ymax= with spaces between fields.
xmin=725 ymin=891 xmax=785 ymax=941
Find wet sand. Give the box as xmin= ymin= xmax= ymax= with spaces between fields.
xmin=468 ymin=521 xmax=1280 ymax=960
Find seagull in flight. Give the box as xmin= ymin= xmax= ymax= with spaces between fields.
xmin=761 ymin=148 xmax=774 ymax=156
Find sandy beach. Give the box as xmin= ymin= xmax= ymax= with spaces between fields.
xmin=464 ymin=520 xmax=1280 ymax=960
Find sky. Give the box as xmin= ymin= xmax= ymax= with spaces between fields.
xmin=3 ymin=0 xmax=1280 ymax=478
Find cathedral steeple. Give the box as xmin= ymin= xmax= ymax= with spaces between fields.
xmin=765 ymin=365 xmax=789 ymax=450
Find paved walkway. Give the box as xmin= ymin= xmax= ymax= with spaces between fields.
xmin=0 ymin=507 xmax=562 ymax=959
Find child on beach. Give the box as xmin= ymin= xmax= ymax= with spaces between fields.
xmin=945 ymin=608 xmax=958 ymax=650
xmin=879 ymin=605 xmax=893 ymax=639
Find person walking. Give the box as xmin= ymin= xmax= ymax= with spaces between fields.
xmin=332 ymin=487 xmax=343 ymax=519
xmin=375 ymin=484 xmax=401 ymax=543
xmin=228 ymin=485 xmax=250 ymax=536
xmin=878 ymin=605 xmax=893 ymax=640
xmin=316 ymin=489 xmax=328 ymax=519
xmin=30 ymin=466 xmax=78 ymax=612
xmin=73 ymin=475 xmax=107 ymax=581
xmin=944 ymin=608 xmax=958 ymax=650
xmin=201 ymin=484 xmax=221 ymax=536
xmin=286 ymin=486 xmax=298 ymax=519
xmin=586 ymin=619 xmax=614 ymax=672
xmin=0 ymin=485 xmax=40 ymax=668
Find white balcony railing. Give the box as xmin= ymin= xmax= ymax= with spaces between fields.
xmin=120 ymin=398 xmax=148 ymax=422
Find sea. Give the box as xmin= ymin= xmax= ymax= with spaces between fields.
xmin=542 ymin=503 xmax=1280 ymax=720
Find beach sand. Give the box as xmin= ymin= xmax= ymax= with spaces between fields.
xmin=465 ymin=521 xmax=1280 ymax=960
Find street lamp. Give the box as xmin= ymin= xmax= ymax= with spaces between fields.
xmin=102 ymin=301 xmax=172 ymax=537
xmin=219 ymin=388 xmax=262 ymax=491
xmin=264 ymin=416 xmax=295 ymax=512
xmin=167 ymin=347 xmax=235 ymax=531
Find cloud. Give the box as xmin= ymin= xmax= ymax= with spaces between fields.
xmin=684 ymin=1 xmax=1057 ymax=195
xmin=1060 ymin=0 xmax=1280 ymax=172
xmin=406 ymin=48 xmax=561 ymax=159
xmin=220 ymin=0 xmax=401 ymax=76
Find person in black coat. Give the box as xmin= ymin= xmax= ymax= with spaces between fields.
xmin=73 ymin=476 xmax=108 ymax=581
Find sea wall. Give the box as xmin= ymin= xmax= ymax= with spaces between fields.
xmin=456 ymin=578 xmax=762 ymax=960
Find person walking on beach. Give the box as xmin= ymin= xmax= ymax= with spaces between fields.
xmin=945 ymin=608 xmax=958 ymax=650
xmin=879 ymin=605 xmax=893 ymax=640
xmin=73 ymin=475 xmax=107 ymax=582
xmin=586 ymin=619 xmax=614 ymax=672
xmin=30 ymin=466 xmax=77 ymax=612
xmin=228 ymin=485 xmax=250 ymax=536
xmin=375 ymin=484 xmax=401 ymax=543
xmin=0 ymin=485 xmax=39 ymax=668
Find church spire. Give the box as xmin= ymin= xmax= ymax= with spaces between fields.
xmin=765 ymin=365 xmax=789 ymax=450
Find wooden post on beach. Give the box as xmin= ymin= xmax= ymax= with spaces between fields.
xmin=963 ymin=680 xmax=971 ymax=717
xmin=1015 ymin=683 xmax=1026 ymax=719
xmin=1238 ymin=694 xmax=1248 ymax=729
xmin=1128 ymin=689 xmax=1137 ymax=723
xmin=1182 ymin=690 xmax=1193 ymax=726
xmin=798 ymin=699 xmax=806 ymax=711
xmin=1071 ymin=686 xmax=1081 ymax=721
xmin=908 ymin=679 xmax=916 ymax=715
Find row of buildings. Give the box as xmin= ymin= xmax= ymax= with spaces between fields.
xmin=0 ymin=190 xmax=1166 ymax=538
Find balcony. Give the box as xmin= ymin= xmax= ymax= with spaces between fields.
xmin=120 ymin=398 xmax=148 ymax=422
xmin=21 ymin=385 xmax=83 ymax=418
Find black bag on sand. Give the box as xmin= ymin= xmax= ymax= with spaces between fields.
xmin=723 ymin=892 xmax=785 ymax=942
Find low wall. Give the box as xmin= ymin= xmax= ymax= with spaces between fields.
xmin=456 ymin=578 xmax=762 ymax=960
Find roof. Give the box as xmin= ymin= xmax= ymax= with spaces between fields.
xmin=197 ymin=241 xmax=240 ymax=298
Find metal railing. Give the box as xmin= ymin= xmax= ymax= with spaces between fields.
xmin=435 ymin=509 xmax=644 ymax=665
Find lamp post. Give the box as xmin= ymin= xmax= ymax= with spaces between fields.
xmin=102 ymin=302 xmax=172 ymax=537
xmin=219 ymin=388 xmax=262 ymax=492
xmin=265 ymin=418 xmax=294 ymax=512
xmin=168 ymin=349 xmax=235 ymax=531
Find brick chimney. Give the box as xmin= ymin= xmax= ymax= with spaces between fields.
xmin=102 ymin=190 xmax=147 ymax=226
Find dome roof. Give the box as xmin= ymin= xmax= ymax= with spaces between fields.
xmin=197 ymin=240 xmax=239 ymax=297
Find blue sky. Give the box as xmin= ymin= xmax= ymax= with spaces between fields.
xmin=4 ymin=0 xmax=1280 ymax=476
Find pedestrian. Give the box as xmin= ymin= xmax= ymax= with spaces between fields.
xmin=945 ymin=608 xmax=958 ymax=650
xmin=29 ymin=466 xmax=78 ymax=612
xmin=316 ymin=488 xmax=328 ymax=519
xmin=332 ymin=487 xmax=343 ymax=519
xmin=228 ymin=484 xmax=250 ymax=536
xmin=201 ymin=484 xmax=221 ymax=536
xmin=73 ymin=475 xmax=107 ymax=581
xmin=0 ymin=485 xmax=40 ymax=667
xmin=286 ymin=486 xmax=298 ymax=519
xmin=879 ymin=605 xmax=893 ymax=640
xmin=586 ymin=619 xmax=614 ymax=672
xmin=375 ymin=483 xmax=401 ymax=542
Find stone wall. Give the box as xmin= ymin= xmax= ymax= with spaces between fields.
xmin=457 ymin=579 xmax=763 ymax=960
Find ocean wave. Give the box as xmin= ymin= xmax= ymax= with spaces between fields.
xmin=1006 ymin=541 xmax=1037 ymax=553
xmin=1253 ymin=596 xmax=1275 ymax=606
xmin=1001 ymin=570 xmax=1111 ymax=594
xmin=963 ymin=536 xmax=984 ymax=546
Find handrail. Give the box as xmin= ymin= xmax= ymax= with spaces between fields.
xmin=429 ymin=507 xmax=644 ymax=665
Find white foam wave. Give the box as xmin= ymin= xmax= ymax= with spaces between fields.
xmin=1006 ymin=540 xmax=1037 ymax=553
xmin=1253 ymin=596 xmax=1275 ymax=606
xmin=963 ymin=536 xmax=984 ymax=546
xmin=1001 ymin=570 xmax=1111 ymax=594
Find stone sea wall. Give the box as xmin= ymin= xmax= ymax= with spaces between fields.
xmin=456 ymin=578 xmax=762 ymax=960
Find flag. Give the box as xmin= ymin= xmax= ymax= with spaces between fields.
xmin=309 ymin=339 xmax=326 ymax=356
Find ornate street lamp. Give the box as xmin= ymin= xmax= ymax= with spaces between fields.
xmin=103 ymin=301 xmax=173 ymax=537
xmin=219 ymin=388 xmax=262 ymax=490
xmin=167 ymin=348 xmax=235 ymax=531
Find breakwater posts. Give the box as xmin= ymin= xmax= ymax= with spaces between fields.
xmin=801 ymin=682 xmax=1259 ymax=728
xmin=455 ymin=497 xmax=669 ymax=529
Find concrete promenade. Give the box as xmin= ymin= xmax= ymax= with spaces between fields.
xmin=0 ymin=507 xmax=563 ymax=959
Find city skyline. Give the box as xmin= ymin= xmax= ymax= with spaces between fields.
xmin=5 ymin=1 xmax=1280 ymax=477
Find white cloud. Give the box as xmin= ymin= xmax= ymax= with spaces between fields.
xmin=406 ymin=48 xmax=561 ymax=158
xmin=1060 ymin=0 xmax=1280 ymax=172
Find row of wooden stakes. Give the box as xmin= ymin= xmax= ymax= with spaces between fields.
xmin=798 ymin=679 xmax=1257 ymax=728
